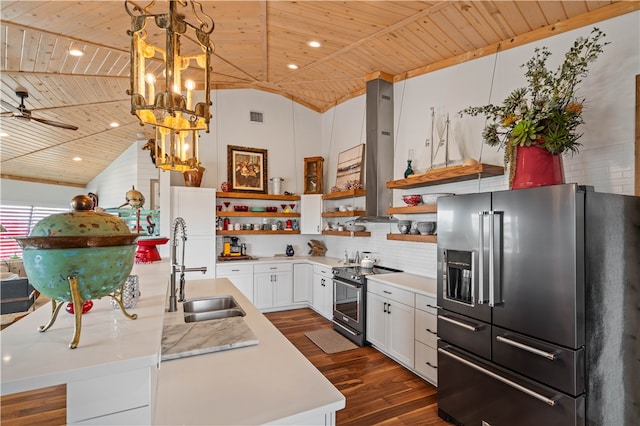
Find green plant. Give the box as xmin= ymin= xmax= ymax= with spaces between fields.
xmin=461 ymin=28 xmax=609 ymax=165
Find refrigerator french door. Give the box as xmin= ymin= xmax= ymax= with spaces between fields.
xmin=436 ymin=184 xmax=639 ymax=425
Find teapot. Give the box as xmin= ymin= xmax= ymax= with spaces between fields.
xmin=360 ymin=252 xmax=375 ymax=268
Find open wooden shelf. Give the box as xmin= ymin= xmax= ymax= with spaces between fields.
xmin=387 ymin=233 xmax=437 ymax=243
xmin=322 ymin=230 xmax=371 ymax=237
xmin=387 ymin=205 xmax=437 ymax=215
xmin=387 ymin=163 xmax=504 ymax=189
xmin=322 ymin=189 xmax=366 ymax=200
xmin=322 ymin=210 xmax=365 ymax=218
xmin=217 ymin=230 xmax=301 ymax=235
xmin=216 ymin=192 xmax=300 ymax=201
xmin=217 ymin=212 xmax=300 ymax=218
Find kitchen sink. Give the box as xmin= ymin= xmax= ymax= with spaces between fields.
xmin=183 ymin=296 xmax=246 ymax=323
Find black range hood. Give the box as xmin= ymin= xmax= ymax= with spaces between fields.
xmin=355 ymin=76 xmax=397 ymax=223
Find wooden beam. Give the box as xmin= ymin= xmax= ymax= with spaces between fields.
xmin=0 ymin=174 xmax=86 ymax=188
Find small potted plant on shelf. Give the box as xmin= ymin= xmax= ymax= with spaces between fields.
xmin=460 ymin=28 xmax=608 ymax=189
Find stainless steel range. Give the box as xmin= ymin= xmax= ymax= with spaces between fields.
xmin=332 ymin=265 xmax=402 ymax=346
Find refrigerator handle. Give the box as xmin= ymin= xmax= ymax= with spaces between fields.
xmin=488 ymin=210 xmax=503 ymax=307
xmin=478 ymin=211 xmax=488 ymax=304
xmin=438 ymin=347 xmax=560 ymax=407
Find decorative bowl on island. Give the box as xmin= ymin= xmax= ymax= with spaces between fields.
xmin=16 ymin=195 xmax=139 ymax=348
xmin=402 ymin=194 xmax=422 ymax=206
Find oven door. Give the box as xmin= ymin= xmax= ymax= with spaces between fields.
xmin=333 ymin=278 xmax=363 ymax=334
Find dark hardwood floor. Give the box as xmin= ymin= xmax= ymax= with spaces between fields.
xmin=265 ymin=308 xmax=450 ymax=425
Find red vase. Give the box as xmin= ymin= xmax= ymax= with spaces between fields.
xmin=511 ymin=145 xmax=565 ymax=190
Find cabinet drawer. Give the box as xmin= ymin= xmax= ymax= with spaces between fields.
xmin=415 ymin=293 xmax=438 ymax=314
xmin=217 ymin=264 xmax=253 ymax=276
xmin=415 ymin=341 xmax=438 ymax=385
xmin=415 ymin=309 xmax=438 ymax=347
xmin=254 ymin=263 xmax=293 ymax=274
xmin=313 ymin=265 xmax=332 ymax=277
xmin=367 ymin=280 xmax=414 ymax=307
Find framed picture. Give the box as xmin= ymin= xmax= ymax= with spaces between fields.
xmin=335 ymin=144 xmax=365 ymax=190
xmin=227 ymin=145 xmax=268 ymax=193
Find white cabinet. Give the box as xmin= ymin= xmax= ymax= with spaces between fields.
xmin=170 ymin=187 xmax=216 ymax=279
xmin=414 ymin=293 xmax=438 ymax=385
xmin=312 ymin=265 xmax=333 ymax=320
xmin=253 ymin=263 xmax=293 ymax=310
xmin=216 ymin=263 xmax=254 ymax=302
xmin=293 ymin=263 xmax=313 ymax=303
xmin=366 ymin=280 xmax=415 ymax=369
xmin=300 ymin=194 xmax=322 ymax=234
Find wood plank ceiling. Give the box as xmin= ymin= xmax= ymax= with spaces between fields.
xmin=0 ymin=1 xmax=634 ymax=187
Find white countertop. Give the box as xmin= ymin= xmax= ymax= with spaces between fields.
xmin=0 ymin=261 xmax=169 ymax=396
xmin=155 ymin=278 xmax=345 ymax=425
xmin=1 ymin=259 xmax=345 ymax=424
xmin=366 ymin=272 xmax=437 ymax=297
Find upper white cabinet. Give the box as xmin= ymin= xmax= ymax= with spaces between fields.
xmin=171 ymin=187 xmax=216 ymax=279
xmin=300 ymin=194 xmax=322 ymax=235
xmin=171 ymin=187 xmax=216 ymax=235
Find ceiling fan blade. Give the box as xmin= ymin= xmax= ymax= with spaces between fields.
xmin=29 ymin=116 xmax=79 ymax=131
xmin=1 ymin=99 xmax=21 ymax=114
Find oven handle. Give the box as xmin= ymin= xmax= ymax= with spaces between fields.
xmin=438 ymin=314 xmax=482 ymax=331
xmin=438 ymin=347 xmax=559 ymax=407
xmin=496 ymin=335 xmax=559 ymax=361
xmin=333 ymin=320 xmax=358 ymax=336
xmin=333 ymin=279 xmax=360 ymax=290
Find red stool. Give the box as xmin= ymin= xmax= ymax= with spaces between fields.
xmin=135 ymin=237 xmax=169 ymax=263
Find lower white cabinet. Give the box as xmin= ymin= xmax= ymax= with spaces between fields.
xmin=293 ymin=263 xmax=313 ymax=303
xmin=254 ymin=263 xmax=293 ymax=309
xmin=414 ymin=293 xmax=438 ymax=385
xmin=312 ymin=265 xmax=333 ymax=320
xmin=216 ymin=263 xmax=254 ymax=302
xmin=366 ymin=280 xmax=415 ymax=369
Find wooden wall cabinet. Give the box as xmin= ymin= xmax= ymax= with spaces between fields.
xmin=304 ymin=156 xmax=324 ymax=194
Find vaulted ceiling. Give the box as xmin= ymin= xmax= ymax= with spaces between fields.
xmin=0 ymin=1 xmax=635 ymax=187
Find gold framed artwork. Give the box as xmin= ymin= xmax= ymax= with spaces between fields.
xmin=335 ymin=144 xmax=364 ymax=190
xmin=227 ymin=145 xmax=268 ymax=193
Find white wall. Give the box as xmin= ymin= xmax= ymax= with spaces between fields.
xmin=0 ymin=179 xmax=81 ymax=208
xmin=87 ymin=140 xmax=159 ymax=209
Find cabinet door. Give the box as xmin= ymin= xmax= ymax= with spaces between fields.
xmin=312 ymin=273 xmax=331 ymax=319
xmin=366 ymin=292 xmax=387 ymax=348
xmin=171 ymin=187 xmax=216 ymax=235
xmin=253 ymin=274 xmax=274 ymax=309
xmin=293 ymin=263 xmax=313 ymax=303
xmin=387 ymin=300 xmax=415 ymax=368
xmin=300 ymin=194 xmax=322 ymax=234
xmin=226 ymin=274 xmax=254 ymax=302
xmin=273 ymin=272 xmax=293 ymax=307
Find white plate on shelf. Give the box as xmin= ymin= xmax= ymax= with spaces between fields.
xmin=421 ymin=193 xmax=454 ymax=204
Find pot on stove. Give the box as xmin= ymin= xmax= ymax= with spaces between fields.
xmin=360 ymin=252 xmax=376 ymax=268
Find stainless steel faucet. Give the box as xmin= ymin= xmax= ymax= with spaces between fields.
xmin=168 ymin=217 xmax=208 ymax=312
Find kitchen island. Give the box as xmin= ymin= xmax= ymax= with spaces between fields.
xmin=0 ymin=260 xmax=345 ymax=425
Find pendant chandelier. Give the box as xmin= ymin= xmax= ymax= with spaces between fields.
xmin=125 ymin=0 xmax=214 ymax=172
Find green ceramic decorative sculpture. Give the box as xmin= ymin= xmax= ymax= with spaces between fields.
xmin=16 ymin=195 xmax=139 ymax=348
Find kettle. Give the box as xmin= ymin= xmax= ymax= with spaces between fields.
xmin=360 ymin=252 xmax=375 ymax=269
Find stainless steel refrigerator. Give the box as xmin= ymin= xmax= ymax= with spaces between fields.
xmin=436 ymin=184 xmax=639 ymax=425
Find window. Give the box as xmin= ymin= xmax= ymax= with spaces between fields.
xmin=0 ymin=205 xmax=69 ymax=259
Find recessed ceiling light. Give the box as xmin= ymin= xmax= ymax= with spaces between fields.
xmin=288 ymin=64 xmax=299 ymax=70
xmin=68 ymin=49 xmax=84 ymax=57
xmin=109 ymin=122 xmax=119 ymax=128
xmin=307 ymin=41 xmax=321 ymax=48
xmin=73 ymin=157 xmax=82 ymax=161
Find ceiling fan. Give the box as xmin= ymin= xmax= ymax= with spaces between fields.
xmin=1 ymin=88 xmax=79 ymax=130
